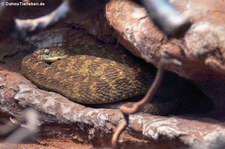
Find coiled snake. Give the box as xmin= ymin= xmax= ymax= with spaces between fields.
xmin=21 ymin=45 xmax=212 ymax=115
xmin=21 ymin=46 xmax=154 ymax=104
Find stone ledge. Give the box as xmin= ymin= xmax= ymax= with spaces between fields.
xmin=0 ymin=69 xmax=224 ymax=148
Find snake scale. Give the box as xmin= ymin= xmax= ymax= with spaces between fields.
xmin=21 ymin=45 xmax=212 ymax=115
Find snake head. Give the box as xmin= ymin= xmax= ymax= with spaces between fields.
xmin=33 ymin=48 xmax=69 ymax=63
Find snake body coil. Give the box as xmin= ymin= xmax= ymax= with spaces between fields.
xmin=21 ymin=45 xmax=212 ymax=115
xmin=21 ymin=46 xmax=154 ymax=104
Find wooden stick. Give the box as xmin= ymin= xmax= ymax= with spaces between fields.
xmin=111 ymin=64 xmax=165 ymax=149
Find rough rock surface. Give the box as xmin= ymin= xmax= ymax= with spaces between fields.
xmin=105 ymin=0 xmax=225 ymax=116
xmin=106 ymin=0 xmax=225 ymax=80
xmin=0 ymin=68 xmax=225 ymax=149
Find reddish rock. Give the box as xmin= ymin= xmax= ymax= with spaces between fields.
xmin=0 ymin=68 xmax=225 ymax=149
xmin=105 ymin=0 xmax=225 ymax=116
xmin=106 ymin=0 xmax=225 ymax=80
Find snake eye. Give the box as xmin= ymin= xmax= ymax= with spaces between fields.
xmin=43 ymin=49 xmax=51 ymax=55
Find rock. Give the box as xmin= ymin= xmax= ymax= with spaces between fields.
xmin=105 ymin=0 xmax=225 ymax=80
xmin=0 ymin=68 xmax=225 ymax=149
xmin=69 ymin=1 xmax=117 ymax=44
xmin=105 ymin=0 xmax=225 ymax=115
xmin=22 ymin=3 xmax=115 ymax=46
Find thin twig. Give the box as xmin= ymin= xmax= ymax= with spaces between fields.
xmin=111 ymin=63 xmax=165 ymax=149
xmin=111 ymin=114 xmax=129 ymax=148
xmin=111 ymin=52 xmax=182 ymax=148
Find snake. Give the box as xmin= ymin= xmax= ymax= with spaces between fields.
xmin=21 ymin=45 xmax=154 ymax=104
xmin=21 ymin=45 xmax=212 ymax=115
